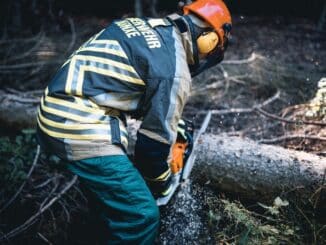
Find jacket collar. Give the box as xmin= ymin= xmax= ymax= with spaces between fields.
xmin=167 ymin=14 xmax=195 ymax=66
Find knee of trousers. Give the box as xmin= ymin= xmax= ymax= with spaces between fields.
xmin=141 ymin=200 xmax=160 ymax=228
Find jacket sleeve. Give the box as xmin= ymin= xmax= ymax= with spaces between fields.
xmin=134 ymin=76 xmax=190 ymax=198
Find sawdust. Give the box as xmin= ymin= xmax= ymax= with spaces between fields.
xmin=157 ymin=181 xmax=214 ymax=244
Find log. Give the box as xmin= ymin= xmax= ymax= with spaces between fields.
xmin=193 ymin=134 xmax=325 ymax=201
xmin=0 ymin=90 xmax=38 ymax=129
xmin=1 ymin=90 xmax=325 ymax=201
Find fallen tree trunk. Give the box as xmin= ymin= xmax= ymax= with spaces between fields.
xmin=0 ymin=89 xmax=39 ymax=129
xmin=193 ymin=134 xmax=325 ymax=202
xmin=1 ymin=90 xmax=325 ymax=202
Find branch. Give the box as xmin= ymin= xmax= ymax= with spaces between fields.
xmin=205 ymin=90 xmax=281 ymax=115
xmin=37 ymin=232 xmax=52 ymax=245
xmin=259 ymin=91 xmax=282 ymax=107
xmin=209 ymin=107 xmax=253 ymax=115
xmin=0 ymin=175 xmax=78 ymax=242
xmin=255 ymin=108 xmax=326 ymax=127
xmin=5 ymin=88 xmax=43 ymax=96
xmin=0 ymin=145 xmax=40 ymax=214
xmin=222 ymin=53 xmax=261 ymax=65
xmin=200 ymin=91 xmax=326 ymax=127
xmin=259 ymin=135 xmax=326 ymax=144
xmin=3 ymin=94 xmax=40 ymax=103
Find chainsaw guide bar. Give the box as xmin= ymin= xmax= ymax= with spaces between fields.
xmin=156 ymin=111 xmax=212 ymax=206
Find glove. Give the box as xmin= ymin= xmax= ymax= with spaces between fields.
xmin=170 ymin=119 xmax=194 ymax=174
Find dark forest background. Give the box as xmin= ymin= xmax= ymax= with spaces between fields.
xmin=1 ymin=0 xmax=324 ymax=17
xmin=0 ymin=0 xmax=325 ymax=30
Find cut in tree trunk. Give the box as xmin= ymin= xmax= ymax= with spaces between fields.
xmin=0 ymin=90 xmax=325 ymax=202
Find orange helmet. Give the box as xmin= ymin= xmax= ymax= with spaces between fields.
xmin=183 ymin=0 xmax=232 ymax=45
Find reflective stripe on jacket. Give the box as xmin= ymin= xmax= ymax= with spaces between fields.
xmin=37 ymin=17 xmax=191 ymax=163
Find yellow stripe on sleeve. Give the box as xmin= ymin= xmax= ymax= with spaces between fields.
xmin=76 ymin=65 xmax=86 ymax=96
xmin=38 ymin=109 xmax=109 ymax=130
xmin=40 ymin=99 xmax=107 ymax=124
xmin=37 ymin=117 xmax=111 ymax=140
xmin=92 ymin=39 xmax=120 ymax=45
xmin=83 ymin=66 xmax=145 ymax=86
xmin=45 ymin=96 xmax=106 ymax=115
xmin=74 ymin=55 xmax=138 ymax=74
xmin=65 ymin=58 xmax=76 ymax=94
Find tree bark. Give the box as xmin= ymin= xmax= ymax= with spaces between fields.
xmin=192 ymin=134 xmax=325 ymax=202
xmin=1 ymin=90 xmax=325 ymax=202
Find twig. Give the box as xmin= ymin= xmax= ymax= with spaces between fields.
xmin=203 ymin=91 xmax=325 ymax=127
xmin=0 ymin=145 xmax=40 ymax=214
xmin=0 ymin=175 xmax=78 ymax=242
xmin=4 ymin=94 xmax=40 ymax=103
xmin=33 ymin=176 xmax=57 ymax=189
xmin=40 ymin=179 xmax=60 ymax=209
xmin=255 ymin=107 xmax=326 ymax=126
xmin=316 ymin=225 xmax=326 ymax=239
xmin=205 ymin=90 xmax=281 ymax=115
xmin=258 ymin=91 xmax=281 ymax=107
xmin=4 ymin=88 xmax=43 ymax=97
xmin=58 ymin=199 xmax=71 ymax=223
xmin=37 ymin=232 xmax=53 ymax=245
xmin=209 ymin=107 xmax=253 ymax=115
xmin=222 ymin=52 xmax=260 ymax=65
xmin=259 ymin=135 xmax=326 ymax=144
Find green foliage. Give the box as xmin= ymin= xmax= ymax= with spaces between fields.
xmin=0 ymin=129 xmax=37 ymax=193
xmin=207 ymin=197 xmax=300 ymax=244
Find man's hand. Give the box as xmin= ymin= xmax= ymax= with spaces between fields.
xmin=170 ymin=119 xmax=194 ymax=174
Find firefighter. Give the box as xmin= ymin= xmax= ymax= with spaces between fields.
xmin=36 ymin=0 xmax=231 ymax=243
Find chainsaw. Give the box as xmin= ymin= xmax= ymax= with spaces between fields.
xmin=156 ymin=111 xmax=212 ymax=206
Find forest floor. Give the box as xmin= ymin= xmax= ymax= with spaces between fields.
xmin=0 ymin=15 xmax=325 ymax=244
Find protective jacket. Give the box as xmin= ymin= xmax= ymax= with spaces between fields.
xmin=37 ymin=17 xmax=192 ymax=189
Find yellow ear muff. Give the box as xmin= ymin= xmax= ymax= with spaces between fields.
xmin=197 ymin=32 xmax=219 ymax=54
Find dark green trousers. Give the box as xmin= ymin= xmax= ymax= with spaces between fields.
xmin=67 ymin=155 xmax=159 ymax=244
